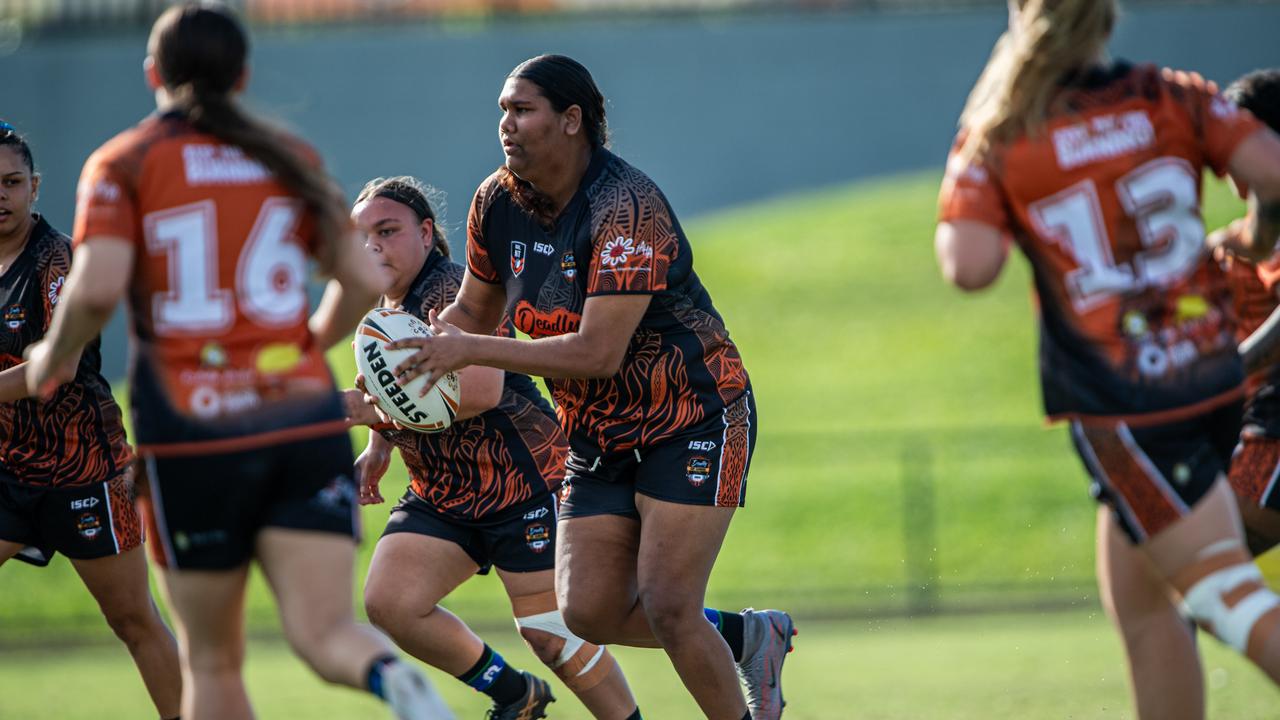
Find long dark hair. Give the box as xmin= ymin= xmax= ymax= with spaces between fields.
xmin=1226 ymin=69 xmax=1280 ymax=134
xmin=0 ymin=121 xmax=35 ymax=174
xmin=498 ymin=54 xmax=608 ymax=226
xmin=149 ymin=2 xmax=345 ymax=272
xmin=355 ymin=176 xmax=450 ymax=258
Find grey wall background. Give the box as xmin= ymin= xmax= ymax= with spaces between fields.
xmin=5 ymin=3 xmax=1278 ymax=374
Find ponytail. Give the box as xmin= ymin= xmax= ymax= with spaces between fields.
xmin=958 ymin=0 xmax=1117 ymax=164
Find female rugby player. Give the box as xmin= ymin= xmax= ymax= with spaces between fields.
xmin=0 ymin=122 xmax=181 ymax=720
xmin=24 ymin=5 xmax=450 ymax=719
xmin=384 ymin=55 xmax=793 ymax=720
xmin=935 ymin=1 xmax=1280 ymax=718
xmin=348 ymin=175 xmax=642 ymax=720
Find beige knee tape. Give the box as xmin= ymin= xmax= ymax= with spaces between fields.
xmin=514 ymin=596 xmax=614 ymax=693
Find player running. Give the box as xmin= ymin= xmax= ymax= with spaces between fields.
xmin=23 ymin=5 xmax=450 ymax=719
xmin=1215 ymin=70 xmax=1280 ymax=555
xmin=384 ymin=55 xmax=793 ymax=720
xmin=348 ymin=175 xmax=643 ymax=720
xmin=0 ymin=120 xmax=182 ymax=720
xmin=935 ymin=1 xmax=1280 ymax=718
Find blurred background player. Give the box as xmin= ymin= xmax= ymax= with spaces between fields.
xmin=0 ymin=121 xmax=182 ymax=720
xmin=935 ymin=1 xmax=1280 ymax=718
xmin=384 ymin=55 xmax=794 ymax=720
xmin=348 ymin=175 xmax=643 ymax=720
xmin=1216 ymin=69 xmax=1280 ymax=554
xmin=22 ymin=4 xmax=451 ymax=719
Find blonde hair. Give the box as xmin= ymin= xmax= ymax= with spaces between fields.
xmin=958 ymin=0 xmax=1117 ymax=163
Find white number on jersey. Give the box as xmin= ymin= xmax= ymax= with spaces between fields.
xmin=1028 ymin=157 xmax=1205 ymax=311
xmin=143 ymin=198 xmax=308 ymax=335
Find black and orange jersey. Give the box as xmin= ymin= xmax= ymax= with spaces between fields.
xmin=939 ymin=61 xmax=1264 ymax=425
xmin=1221 ymin=222 xmax=1280 ymax=434
xmin=376 ymin=252 xmax=565 ymax=520
xmin=0 ymin=216 xmax=131 ymax=487
xmin=467 ymin=149 xmax=750 ymax=458
xmin=74 ymin=112 xmax=345 ymax=455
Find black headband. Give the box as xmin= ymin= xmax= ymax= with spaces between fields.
xmin=374 ymin=184 xmax=433 ymax=223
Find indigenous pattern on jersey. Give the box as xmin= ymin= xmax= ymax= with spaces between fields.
xmin=1221 ymin=223 xmax=1280 ymax=436
xmin=376 ymin=252 xmax=565 ymax=521
xmin=74 ymin=112 xmax=345 ymax=455
xmin=467 ymin=149 xmax=750 ymax=458
xmin=939 ymin=62 xmax=1264 ymax=425
xmin=0 ymin=216 xmax=131 ymax=488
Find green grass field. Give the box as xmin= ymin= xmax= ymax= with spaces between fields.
xmin=1 ymin=613 xmax=1278 ymax=718
xmin=2 ymin=169 xmax=1276 ymax=717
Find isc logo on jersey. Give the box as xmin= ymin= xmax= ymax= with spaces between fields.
xmin=354 ymin=308 xmax=461 ymax=433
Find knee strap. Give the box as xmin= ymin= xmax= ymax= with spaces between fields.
xmin=1181 ymin=553 xmax=1280 ymax=654
xmin=513 ymin=594 xmax=613 ymax=692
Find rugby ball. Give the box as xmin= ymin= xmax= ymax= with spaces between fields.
xmin=354 ymin=308 xmax=461 ymax=433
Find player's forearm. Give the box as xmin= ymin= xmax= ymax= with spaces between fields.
xmin=465 ymin=332 xmax=619 ymax=380
xmin=1246 ymin=196 xmax=1280 ymax=262
xmin=0 ymin=363 xmax=32 ymax=402
xmin=43 ymin=291 xmax=112 ymax=373
xmin=1242 ymin=303 xmax=1280 ymax=374
xmin=310 ymin=279 xmax=379 ymax=351
xmin=438 ymin=298 xmax=501 ymax=336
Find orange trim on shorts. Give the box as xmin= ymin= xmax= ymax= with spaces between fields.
xmin=136 ymin=419 xmax=352 ymax=458
xmin=715 ymin=392 xmax=752 ymax=507
xmin=106 ymin=472 xmax=143 ymax=554
xmin=510 ymin=590 xmax=558 ymax=617
xmin=1048 ymin=386 xmax=1244 ymax=429
xmin=1170 ymin=547 xmax=1252 ymax=594
xmin=1077 ymin=423 xmax=1184 ymax=540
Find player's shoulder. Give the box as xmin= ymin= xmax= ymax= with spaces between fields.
xmin=587 ymin=150 xmax=667 ymax=218
xmin=472 ymin=169 xmax=509 ymax=212
xmin=88 ymin=113 xmax=188 ymax=172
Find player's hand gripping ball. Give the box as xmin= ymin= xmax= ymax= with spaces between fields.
xmin=354 ymin=308 xmax=461 ymax=432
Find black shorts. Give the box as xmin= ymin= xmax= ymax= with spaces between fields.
xmin=559 ymin=389 xmax=757 ymax=520
xmin=138 ymin=432 xmax=359 ymax=570
xmin=1071 ymin=403 xmax=1239 ymax=544
xmin=0 ymin=471 xmax=142 ymax=567
xmin=381 ymin=491 xmax=558 ymax=574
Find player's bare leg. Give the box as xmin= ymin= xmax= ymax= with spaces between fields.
xmin=555 ymin=514 xmax=659 ymax=647
xmin=157 ymin=564 xmax=253 ymax=720
xmin=72 ymin=547 xmax=182 ymax=719
xmin=0 ymin=539 xmax=22 ymax=564
xmin=256 ymin=528 xmax=452 ymax=719
xmin=363 ymin=533 xmax=485 ymax=674
xmin=1096 ymin=508 xmax=1203 ymax=720
xmin=499 ymin=567 xmax=639 ymax=719
xmin=1145 ymin=479 xmax=1280 ymax=683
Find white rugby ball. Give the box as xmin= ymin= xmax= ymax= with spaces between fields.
xmin=354 ymin=308 xmax=461 ymax=433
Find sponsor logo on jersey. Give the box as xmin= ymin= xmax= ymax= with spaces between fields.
xmin=525 ymin=522 xmax=551 ymax=553
xmin=70 ymin=497 xmax=100 ymax=510
xmin=76 ymin=512 xmax=102 ymax=540
xmin=1052 ymin=111 xmax=1154 ymax=171
xmin=686 ymin=456 xmax=712 ymax=487
xmin=560 ymin=252 xmax=577 ymax=281
xmin=4 ymin=305 xmax=24 ymax=330
xmin=513 ymin=300 xmax=581 ymax=339
xmin=511 ymin=240 xmax=527 ymax=277
xmin=47 ymin=276 xmax=65 ymax=307
xmin=523 ymin=506 xmax=550 ymax=521
xmin=533 ymin=241 xmax=555 ymax=256
xmin=182 ymin=144 xmax=270 ymax=186
xmin=688 ymin=440 xmax=717 ymax=452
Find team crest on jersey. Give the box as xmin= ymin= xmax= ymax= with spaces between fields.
xmin=4 ymin=305 xmax=25 ymax=330
xmin=511 ymin=241 xmax=527 ymax=277
xmin=686 ymin=456 xmax=712 ymax=487
xmin=525 ymin=522 xmax=550 ymax=553
xmin=76 ymin=512 xmax=102 ymax=540
xmin=561 ymin=252 xmax=576 ymax=281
